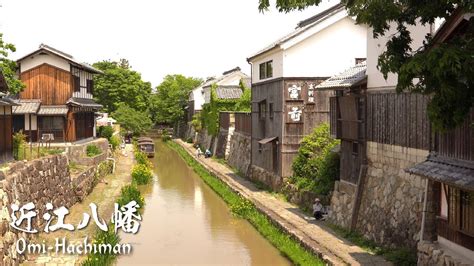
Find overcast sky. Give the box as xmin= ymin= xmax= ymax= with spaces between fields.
xmin=0 ymin=0 xmax=338 ymax=87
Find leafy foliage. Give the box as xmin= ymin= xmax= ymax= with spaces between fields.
xmin=93 ymin=60 xmax=152 ymax=113
xmin=134 ymin=150 xmax=151 ymax=167
xmin=148 ymin=74 xmax=202 ymax=125
xmin=112 ymin=103 xmax=152 ymax=135
xmin=98 ymin=126 xmax=114 ymax=140
xmin=86 ymin=145 xmax=102 ymax=157
xmin=258 ymin=1 xmax=474 ymax=130
xmin=131 ymin=164 xmax=153 ymax=185
xmin=81 ymin=227 xmax=120 ymax=266
xmin=200 ymin=81 xmax=251 ymax=136
xmin=0 ymin=33 xmax=25 ymax=94
xmin=191 ymin=113 xmax=203 ymax=133
xmin=13 ymin=131 xmax=26 ymax=160
xmin=116 ymin=185 xmax=145 ymax=211
xmin=290 ymin=123 xmax=340 ymax=195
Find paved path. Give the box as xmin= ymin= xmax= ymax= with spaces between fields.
xmin=177 ymin=139 xmax=391 ymax=266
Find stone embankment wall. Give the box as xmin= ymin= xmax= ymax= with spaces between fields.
xmin=0 ymin=147 xmax=113 ymax=265
xmin=249 ymin=165 xmax=283 ymax=191
xmin=66 ymin=138 xmax=109 ymax=165
xmin=227 ymin=132 xmax=251 ymax=176
xmin=329 ymin=142 xmax=428 ymax=249
xmin=328 ymin=181 xmax=356 ymax=229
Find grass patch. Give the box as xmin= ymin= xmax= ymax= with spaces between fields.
xmin=86 ymin=144 xmax=102 ymax=157
xmin=327 ymin=223 xmax=417 ymax=266
xmin=168 ymin=141 xmax=324 ymax=266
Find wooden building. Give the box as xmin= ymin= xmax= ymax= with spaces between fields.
xmin=407 ymin=10 xmax=474 ymax=263
xmin=0 ymin=72 xmax=19 ymax=162
xmin=13 ymin=44 xmax=102 ymax=143
xmin=246 ymin=3 xmax=367 ymax=185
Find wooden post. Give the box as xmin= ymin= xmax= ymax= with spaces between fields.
xmin=29 ymin=113 xmax=32 ymax=159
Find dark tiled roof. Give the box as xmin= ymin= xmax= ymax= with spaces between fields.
xmin=316 ymin=61 xmax=367 ymax=90
xmin=38 ymin=105 xmax=68 ymax=116
xmin=215 ymin=86 xmax=243 ymax=100
xmin=67 ymin=97 xmax=102 ymax=109
xmin=406 ymin=155 xmax=474 ymax=191
xmin=12 ymin=99 xmax=41 ymax=114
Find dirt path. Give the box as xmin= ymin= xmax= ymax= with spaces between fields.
xmin=22 ymin=144 xmax=135 ymax=266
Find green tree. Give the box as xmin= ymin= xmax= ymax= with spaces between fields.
xmin=0 ymin=33 xmax=25 ymax=94
xmin=92 ymin=60 xmax=152 ymax=113
xmin=258 ymin=1 xmax=474 ymax=130
xmin=149 ymin=74 xmax=202 ymax=125
xmin=112 ymin=103 xmax=152 ymax=135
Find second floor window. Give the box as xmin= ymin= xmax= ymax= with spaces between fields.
xmin=73 ymin=76 xmax=80 ymax=92
xmin=259 ymin=61 xmax=273 ymax=80
xmin=87 ymin=79 xmax=94 ymax=94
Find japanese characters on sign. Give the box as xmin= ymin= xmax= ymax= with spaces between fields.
xmin=288 ymin=84 xmax=301 ymax=100
xmin=308 ymin=83 xmax=315 ymax=103
xmin=9 ymin=201 xmax=142 ymax=234
xmin=288 ymin=106 xmax=303 ymax=122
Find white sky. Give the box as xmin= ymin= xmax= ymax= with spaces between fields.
xmin=0 ymin=0 xmax=338 ymax=87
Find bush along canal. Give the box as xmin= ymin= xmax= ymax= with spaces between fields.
xmin=166 ymin=140 xmax=325 ymax=266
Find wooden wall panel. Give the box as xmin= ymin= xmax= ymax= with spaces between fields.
xmin=20 ymin=64 xmax=72 ymax=105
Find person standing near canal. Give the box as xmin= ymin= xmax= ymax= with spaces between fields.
xmin=196 ymin=147 xmax=202 ymax=158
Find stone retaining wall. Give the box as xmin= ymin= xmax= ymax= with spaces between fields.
xmin=66 ymin=138 xmax=109 ymax=165
xmin=328 ymin=181 xmax=356 ymax=229
xmin=227 ymin=132 xmax=251 ymax=176
xmin=0 ymin=152 xmax=113 ymax=265
xmin=249 ymin=165 xmax=283 ymax=192
xmin=356 ymin=142 xmax=428 ymax=249
xmin=417 ymin=241 xmax=474 ymax=266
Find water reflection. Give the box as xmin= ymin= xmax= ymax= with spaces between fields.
xmin=117 ymin=141 xmax=290 ymax=265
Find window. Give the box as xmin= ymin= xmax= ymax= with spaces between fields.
xmin=259 ymin=61 xmax=273 ymax=80
xmin=355 ymin=58 xmax=366 ymax=65
xmin=269 ymin=103 xmax=274 ymax=119
xmin=258 ymin=101 xmax=266 ymax=120
xmin=73 ymin=76 xmax=80 ymax=92
xmin=445 ymin=185 xmax=474 ymax=235
xmin=86 ymin=79 xmax=94 ymax=94
xmin=39 ymin=117 xmax=64 ymax=130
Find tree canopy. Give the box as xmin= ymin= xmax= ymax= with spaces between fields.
xmin=258 ymin=0 xmax=474 ymax=130
xmin=149 ymin=74 xmax=202 ymax=125
xmin=112 ymin=103 xmax=153 ymax=135
xmin=0 ymin=33 xmax=25 ymax=94
xmin=92 ymin=60 xmax=152 ymax=113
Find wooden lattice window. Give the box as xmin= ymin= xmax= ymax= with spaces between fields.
xmin=446 ymin=185 xmax=474 ymax=236
xmin=73 ymin=76 xmax=80 ymax=92
xmin=86 ymin=79 xmax=94 ymax=94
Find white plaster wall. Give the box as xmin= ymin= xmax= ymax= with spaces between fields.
xmin=283 ymin=17 xmax=367 ymax=78
xmin=367 ymin=22 xmax=432 ymax=90
xmin=20 ymin=54 xmax=70 ymax=72
xmin=24 ymin=114 xmax=37 ymax=130
xmin=250 ymin=50 xmax=284 ymax=83
xmin=193 ymin=87 xmax=205 ymax=111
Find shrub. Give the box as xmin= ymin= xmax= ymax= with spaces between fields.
xmin=131 ymin=164 xmax=153 ymax=185
xmin=290 ymin=123 xmax=340 ymax=195
xmin=110 ymin=135 xmax=121 ymax=151
xmin=98 ymin=125 xmax=114 ymax=140
xmin=13 ymin=131 xmax=26 ymax=160
xmin=116 ymin=184 xmax=145 ymax=210
xmin=81 ymin=227 xmax=120 ymax=266
xmin=185 ymin=137 xmax=193 ymax=144
xmin=86 ymin=145 xmax=102 ymax=157
xmin=134 ymin=150 xmax=150 ymax=167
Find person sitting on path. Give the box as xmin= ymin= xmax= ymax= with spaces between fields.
xmin=313 ymin=198 xmax=323 ymax=220
xmin=205 ymin=148 xmax=212 ymax=158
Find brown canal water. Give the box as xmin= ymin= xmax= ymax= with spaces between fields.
xmin=117 ymin=141 xmax=291 ymax=265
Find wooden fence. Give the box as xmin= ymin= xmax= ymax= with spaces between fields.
xmin=436 ymin=109 xmax=474 ymax=161
xmin=235 ymin=112 xmax=251 ymax=136
xmin=366 ymin=92 xmax=431 ymax=150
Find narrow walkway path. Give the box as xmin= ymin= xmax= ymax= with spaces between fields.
xmin=22 ymin=145 xmax=134 ymax=266
xmin=176 ymin=139 xmax=391 ymax=266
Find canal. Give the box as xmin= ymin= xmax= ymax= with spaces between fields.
xmin=117 ymin=141 xmax=291 ymax=265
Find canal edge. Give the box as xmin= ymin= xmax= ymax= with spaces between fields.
xmin=171 ymin=140 xmax=352 ymax=266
